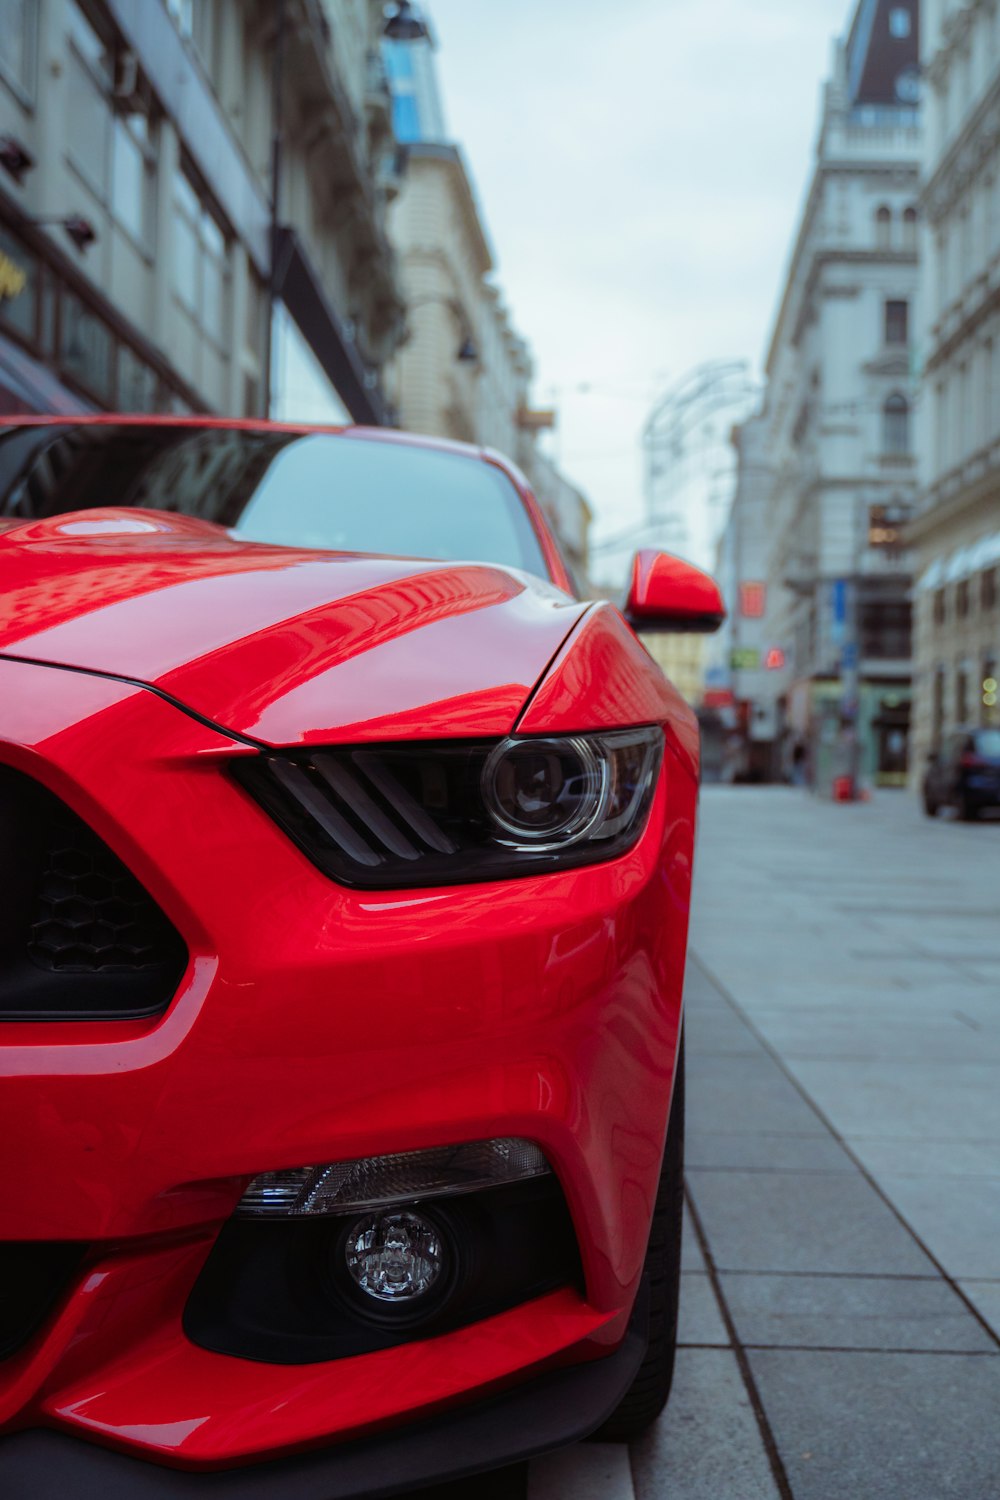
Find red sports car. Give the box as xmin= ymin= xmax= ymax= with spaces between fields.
xmin=0 ymin=417 xmax=723 ymax=1495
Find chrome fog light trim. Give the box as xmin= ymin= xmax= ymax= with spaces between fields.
xmin=237 ymin=1137 xmax=551 ymax=1217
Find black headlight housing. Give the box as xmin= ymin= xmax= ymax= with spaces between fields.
xmin=233 ymin=727 xmax=663 ymax=889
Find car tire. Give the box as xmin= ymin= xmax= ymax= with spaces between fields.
xmin=593 ymin=1033 xmax=684 ymax=1443
xmin=960 ymin=794 xmax=979 ymax=822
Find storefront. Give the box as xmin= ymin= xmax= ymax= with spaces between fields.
xmin=0 ymin=206 xmax=200 ymax=416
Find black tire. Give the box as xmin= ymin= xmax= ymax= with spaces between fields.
xmin=593 ymin=1035 xmax=684 ymax=1442
xmin=922 ymin=792 xmax=938 ymax=818
xmin=960 ymin=794 xmax=979 ymax=822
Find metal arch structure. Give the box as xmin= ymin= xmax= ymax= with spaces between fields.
xmin=642 ymin=359 xmax=760 ymax=555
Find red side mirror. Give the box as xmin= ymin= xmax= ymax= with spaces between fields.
xmin=624 ymin=549 xmax=726 ymax=633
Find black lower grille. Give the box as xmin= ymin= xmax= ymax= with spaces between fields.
xmin=0 ymin=1242 xmax=86 ymax=1360
xmin=0 ymin=764 xmax=187 ymax=1020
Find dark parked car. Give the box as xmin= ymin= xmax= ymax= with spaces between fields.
xmin=923 ymin=728 xmax=1000 ymax=820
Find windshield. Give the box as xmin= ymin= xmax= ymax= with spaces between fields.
xmin=0 ymin=425 xmax=551 ymax=580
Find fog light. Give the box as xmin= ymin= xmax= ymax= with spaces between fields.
xmin=344 ymin=1210 xmax=444 ymax=1303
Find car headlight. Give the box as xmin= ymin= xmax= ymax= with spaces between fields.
xmin=233 ymin=726 xmax=662 ymax=888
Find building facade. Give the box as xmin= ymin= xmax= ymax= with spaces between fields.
xmin=731 ymin=0 xmax=921 ymax=790
xmin=912 ymin=0 xmax=1000 ymax=766
xmin=0 ymin=0 xmax=404 ymax=422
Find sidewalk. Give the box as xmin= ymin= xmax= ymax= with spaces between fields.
xmin=424 ymin=787 xmax=1000 ymax=1500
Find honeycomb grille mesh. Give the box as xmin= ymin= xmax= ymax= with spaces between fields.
xmin=0 ymin=762 xmax=187 ymax=1019
xmin=28 ymin=816 xmax=176 ymax=973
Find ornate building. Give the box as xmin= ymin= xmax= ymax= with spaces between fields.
xmin=731 ymin=0 xmax=921 ymax=790
xmin=0 ymin=0 xmax=405 ymax=422
xmin=912 ymin=0 xmax=1000 ymax=763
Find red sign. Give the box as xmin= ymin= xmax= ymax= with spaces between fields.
xmin=703 ymin=688 xmax=736 ymax=708
xmin=739 ymin=581 xmax=767 ymax=618
xmin=764 ymin=647 xmax=786 ymax=671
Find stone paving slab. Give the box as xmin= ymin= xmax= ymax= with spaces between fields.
xmin=527 ymin=1444 xmax=632 ymax=1500
xmin=686 ymin=1168 xmax=937 ymax=1276
xmin=686 ymin=1130 xmax=855 ymax=1173
xmin=853 ymin=1172 xmax=1000 ymax=1280
xmin=747 ymin=1349 xmax=1000 ymax=1500
xmin=786 ymin=1058 xmax=1000 ymax=1142
xmin=678 ymin=1272 xmax=730 ymax=1347
xmin=687 ymin=1054 xmax=831 ymax=1138
xmin=630 ymin=1348 xmax=782 ymax=1500
xmin=958 ymin=1281 xmax=1000 ymax=1337
xmin=719 ymin=1272 xmax=997 ymax=1352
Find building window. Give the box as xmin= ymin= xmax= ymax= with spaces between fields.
xmin=67 ymin=7 xmax=157 ymax=249
xmin=957 ymin=664 xmax=970 ymax=724
xmin=61 ymin=289 xmax=113 ymax=402
xmin=0 ymin=0 xmax=37 ymax=101
xmin=983 ymin=567 xmax=998 ymax=612
xmin=875 ymin=205 xmax=892 ymax=249
xmin=889 ymin=7 xmax=911 ymax=37
xmin=172 ymin=166 xmax=230 ymax=348
xmin=885 ymin=299 xmax=909 ymax=345
xmin=883 ymin=392 xmax=910 ymax=454
xmin=932 ymin=667 xmax=945 ymax=743
xmin=933 ymin=588 xmax=947 ymax=627
xmin=956 ymin=579 xmax=970 ymax=618
xmin=902 ymin=206 xmax=917 ymax=252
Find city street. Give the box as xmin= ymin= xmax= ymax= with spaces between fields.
xmin=432 ymin=786 xmax=1000 ymax=1500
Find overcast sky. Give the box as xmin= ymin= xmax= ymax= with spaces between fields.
xmin=426 ymin=0 xmax=850 ymax=573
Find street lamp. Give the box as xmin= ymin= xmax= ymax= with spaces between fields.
xmin=383 ymin=2 xmax=430 ymax=41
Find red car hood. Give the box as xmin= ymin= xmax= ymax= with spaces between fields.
xmin=0 ymin=510 xmax=588 ymax=744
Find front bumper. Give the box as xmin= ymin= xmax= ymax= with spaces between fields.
xmin=0 ymin=1285 xmax=648 ymax=1498
xmin=0 ymin=658 xmax=694 ymax=1471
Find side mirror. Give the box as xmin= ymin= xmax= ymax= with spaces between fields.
xmin=624 ymin=549 xmax=727 ymax=634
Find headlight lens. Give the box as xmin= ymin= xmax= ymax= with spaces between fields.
xmin=234 ymin=726 xmax=662 ymax=888
xmin=482 ymin=736 xmax=606 ymax=847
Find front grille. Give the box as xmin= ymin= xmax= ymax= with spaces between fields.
xmin=0 ymin=765 xmax=187 ymax=1020
xmin=0 ymin=1242 xmax=87 ymax=1360
xmin=28 ymin=814 xmax=175 ymax=972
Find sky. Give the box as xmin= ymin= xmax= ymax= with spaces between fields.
xmin=425 ymin=0 xmax=851 ymax=576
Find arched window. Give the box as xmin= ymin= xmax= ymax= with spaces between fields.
xmin=902 ymin=205 xmax=918 ymax=251
xmin=883 ymin=393 xmax=910 ymax=455
xmin=875 ymin=205 xmax=892 ymax=249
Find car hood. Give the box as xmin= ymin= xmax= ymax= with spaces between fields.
xmin=0 ymin=510 xmax=588 ymax=745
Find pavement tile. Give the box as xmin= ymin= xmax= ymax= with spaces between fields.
xmin=957 ymin=1282 xmax=1000 ymax=1339
xmin=631 ymin=1348 xmax=780 ymax=1500
xmin=784 ymin=1058 xmax=1000 ymax=1143
xmin=686 ymin=1131 xmax=855 ymax=1173
xmin=678 ymin=1273 xmax=730 ymax=1346
xmin=527 ymin=1444 xmax=632 ymax=1500
xmin=686 ymin=1169 xmax=935 ymax=1275
xmin=861 ymin=1174 xmax=1000 ymax=1280
xmin=681 ymin=1202 xmax=708 ymax=1274
xmin=847 ymin=1138 xmax=1000 ymax=1179
xmin=686 ymin=1053 xmax=827 ymax=1138
xmin=683 ymin=1006 xmax=763 ymax=1057
xmin=749 ymin=1011 xmax=1000 ymax=1064
xmin=719 ymin=1273 xmax=996 ymax=1352
xmin=747 ymin=1350 xmax=1000 ymax=1500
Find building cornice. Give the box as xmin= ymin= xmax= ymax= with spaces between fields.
xmin=924 ymin=275 xmax=1000 ymax=372
xmin=922 ymin=68 xmax=1000 ymax=224
xmin=908 ymin=444 xmax=1000 ymax=542
xmin=403 ymin=144 xmax=493 ymax=274
xmin=791 ymin=248 xmax=918 ymax=346
xmin=767 ymin=162 xmax=919 ymax=372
